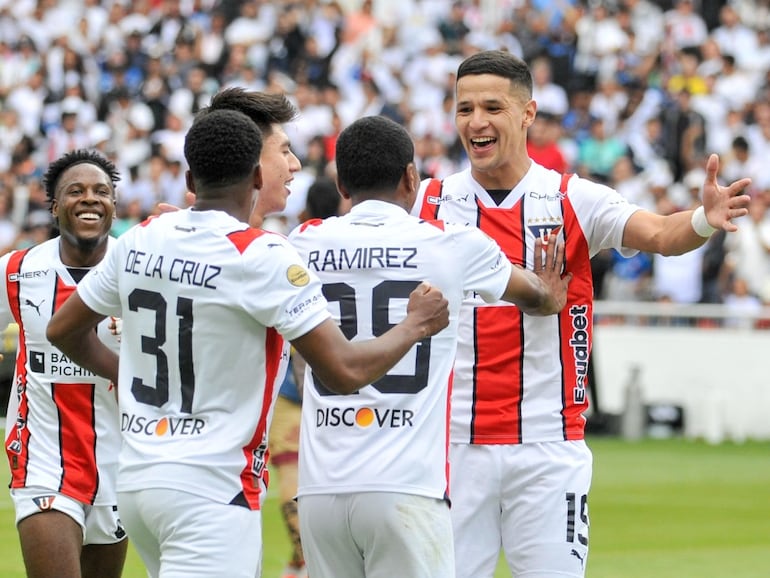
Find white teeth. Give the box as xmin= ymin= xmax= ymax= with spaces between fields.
xmin=78 ymin=213 xmax=100 ymax=220
xmin=472 ymin=137 xmax=495 ymax=145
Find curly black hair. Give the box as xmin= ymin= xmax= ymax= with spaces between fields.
xmin=43 ymin=149 xmax=120 ymax=205
xmin=184 ymin=109 xmax=262 ymax=191
xmin=203 ymin=87 xmax=297 ymax=137
xmin=335 ymin=115 xmax=414 ymax=196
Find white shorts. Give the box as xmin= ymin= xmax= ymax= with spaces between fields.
xmin=450 ymin=441 xmax=592 ymax=578
xmin=298 ymin=492 xmax=454 ymax=578
xmin=11 ymin=486 xmax=126 ymax=545
xmin=117 ymin=488 xmax=262 ymax=578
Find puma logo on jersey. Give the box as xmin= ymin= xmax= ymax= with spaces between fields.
xmin=33 ymin=495 xmax=56 ymax=511
xmin=114 ymin=508 xmax=127 ymax=539
xmin=25 ymin=298 xmax=44 ymax=315
xmin=570 ymin=549 xmax=584 ymax=567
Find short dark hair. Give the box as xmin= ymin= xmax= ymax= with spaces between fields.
xmin=43 ymin=149 xmax=120 ymax=204
xmin=305 ymin=176 xmax=342 ymax=219
xmin=205 ymin=88 xmax=297 ymax=137
xmin=184 ymin=109 xmax=262 ymax=190
xmin=335 ymin=115 xmax=414 ymax=197
xmin=457 ymin=50 xmax=533 ymax=98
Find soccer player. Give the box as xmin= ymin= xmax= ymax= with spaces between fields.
xmin=155 ymin=88 xmax=311 ymax=578
xmin=205 ymin=87 xmax=302 ymax=229
xmin=46 ymin=109 xmax=449 ymax=578
xmin=412 ymin=50 xmax=752 ymax=578
xmin=288 ymin=115 xmax=571 ymax=578
xmin=1 ymin=150 xmax=127 ymax=578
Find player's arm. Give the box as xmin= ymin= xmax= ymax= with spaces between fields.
xmin=502 ymin=236 xmax=571 ymax=316
xmin=46 ymin=291 xmax=118 ymax=384
xmin=290 ymin=281 xmax=448 ymax=395
xmin=622 ymin=154 xmax=751 ymax=256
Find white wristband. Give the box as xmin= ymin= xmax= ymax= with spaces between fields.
xmin=691 ymin=206 xmax=717 ymax=238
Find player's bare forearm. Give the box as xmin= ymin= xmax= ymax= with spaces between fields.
xmin=47 ymin=292 xmax=119 ymax=384
xmin=292 ymin=282 xmax=449 ymax=394
xmin=623 ymin=154 xmax=751 ymax=256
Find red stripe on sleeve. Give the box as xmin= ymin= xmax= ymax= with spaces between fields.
xmin=227 ymin=228 xmax=267 ymax=255
xmin=298 ymin=219 xmax=323 ymax=232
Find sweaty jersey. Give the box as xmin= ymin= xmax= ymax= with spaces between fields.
xmin=2 ymin=237 xmax=120 ymax=506
xmin=289 ymin=200 xmax=513 ymax=500
xmin=76 ymin=209 xmax=330 ymax=509
xmin=413 ymin=164 xmax=639 ymax=445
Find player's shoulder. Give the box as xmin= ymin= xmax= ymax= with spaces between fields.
xmin=288 ymin=218 xmax=325 ymax=239
xmin=419 ymin=169 xmax=470 ymax=195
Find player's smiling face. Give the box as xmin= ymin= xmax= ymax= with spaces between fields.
xmin=249 ymin=124 xmax=301 ymax=227
xmin=52 ymin=162 xmax=115 ymax=250
xmin=455 ymin=73 xmax=534 ymax=187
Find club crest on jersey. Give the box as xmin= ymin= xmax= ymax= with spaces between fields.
xmin=527 ymin=219 xmax=563 ymax=242
xmin=286 ymin=264 xmax=310 ymax=287
xmin=33 ymin=495 xmax=56 ymax=511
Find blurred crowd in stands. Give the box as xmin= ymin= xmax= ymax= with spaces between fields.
xmin=0 ymin=0 xmax=769 ymax=311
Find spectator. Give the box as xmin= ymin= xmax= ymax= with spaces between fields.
xmin=530 ymin=55 xmax=569 ymax=118
xmin=577 ymin=116 xmax=628 ymax=183
xmin=527 ymin=112 xmax=569 ymax=173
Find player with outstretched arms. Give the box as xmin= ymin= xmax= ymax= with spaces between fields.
xmin=412 ymin=50 xmax=752 ymax=578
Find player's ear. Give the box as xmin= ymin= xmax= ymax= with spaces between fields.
xmin=336 ymin=176 xmax=351 ymax=200
xmin=185 ymin=170 xmax=196 ymax=194
xmin=404 ymin=162 xmax=418 ymax=195
xmin=252 ymin=164 xmax=263 ymax=191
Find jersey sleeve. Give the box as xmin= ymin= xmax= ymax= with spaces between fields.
xmin=240 ymin=235 xmax=330 ymax=341
xmin=567 ymin=176 xmax=641 ymax=258
xmin=450 ymin=224 xmax=513 ymax=303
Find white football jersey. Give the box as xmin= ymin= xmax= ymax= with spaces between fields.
xmin=289 ymin=200 xmax=513 ymax=500
xmin=413 ymin=164 xmax=639 ymax=444
xmin=2 ymin=237 xmax=120 ymax=506
xmin=77 ymin=209 xmax=330 ymax=509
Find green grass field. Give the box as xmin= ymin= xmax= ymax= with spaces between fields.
xmin=1 ymin=436 xmax=769 ymax=577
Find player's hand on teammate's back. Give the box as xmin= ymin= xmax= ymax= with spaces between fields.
xmin=532 ymin=233 xmax=572 ymax=315
xmin=156 ymin=191 xmax=196 ymax=214
xmin=406 ymin=281 xmax=450 ymax=338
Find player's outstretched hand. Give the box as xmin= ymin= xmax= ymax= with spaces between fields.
xmin=406 ymin=281 xmax=450 ymax=338
xmin=532 ymin=233 xmax=571 ymax=315
xmin=701 ymin=153 xmax=752 ymax=233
